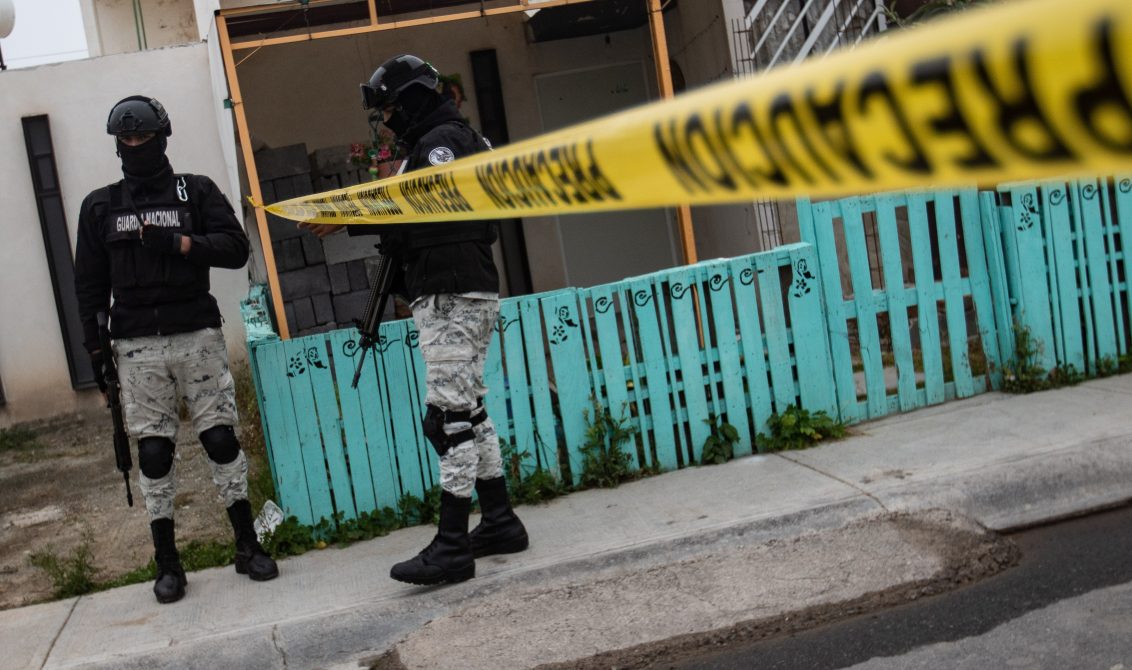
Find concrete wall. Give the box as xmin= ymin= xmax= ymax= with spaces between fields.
xmin=81 ymin=0 xmax=198 ymax=57
xmin=0 ymin=43 xmax=249 ymax=426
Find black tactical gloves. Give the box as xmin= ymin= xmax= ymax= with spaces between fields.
xmin=90 ymin=350 xmax=109 ymax=393
xmin=141 ymin=224 xmax=183 ymax=255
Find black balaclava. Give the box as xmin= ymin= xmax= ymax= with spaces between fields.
xmin=384 ymin=84 xmax=441 ymax=138
xmin=118 ymin=135 xmax=170 ymax=179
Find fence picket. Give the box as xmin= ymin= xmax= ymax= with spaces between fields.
xmin=520 ymin=296 xmax=562 ymax=479
xmin=934 ymin=193 xmax=975 ymax=398
xmin=617 ymin=284 xmax=653 ymax=469
xmin=1041 ymin=182 xmax=1086 ymax=371
xmin=1099 ymin=181 xmax=1127 ymax=356
xmin=1114 ymin=176 xmax=1132 ymax=350
xmin=498 ymin=300 xmax=538 ymax=470
xmin=753 ymin=252 xmax=796 ymax=414
xmin=1002 ymin=185 xmax=1058 ymax=371
xmin=802 ymin=201 xmax=858 ymax=422
xmin=874 ymin=194 xmax=919 ymax=411
xmin=542 ymin=290 xmax=591 ymax=483
xmin=668 ymin=268 xmax=711 ymax=463
xmin=978 ymin=192 xmax=1016 ymax=366
xmin=958 ymin=190 xmax=1003 ymax=389
xmin=1076 ymin=180 xmax=1118 ymax=367
xmin=328 ymin=330 xmax=377 ymax=515
xmin=586 ymin=284 xmax=640 ymax=470
xmin=841 ymin=197 xmax=886 ymax=418
xmin=729 ymin=255 xmax=772 ymax=445
xmin=907 ymin=193 xmax=946 ymax=404
xmin=381 ymin=321 xmax=429 ymax=500
xmin=254 ymin=343 xmax=315 ymax=525
xmin=783 ymin=244 xmax=836 ymax=415
xmin=628 ymin=277 xmax=679 ymax=471
xmin=703 ymin=260 xmax=751 ymax=456
xmin=281 ymin=337 xmax=335 ymax=523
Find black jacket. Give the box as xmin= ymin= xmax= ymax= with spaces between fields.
xmin=74 ymin=167 xmax=249 ymax=351
xmin=350 ymin=100 xmax=499 ymax=301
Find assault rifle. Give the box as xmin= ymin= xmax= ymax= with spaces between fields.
xmin=351 ymin=249 xmax=400 ymax=389
xmin=96 ymin=312 xmax=134 ymax=507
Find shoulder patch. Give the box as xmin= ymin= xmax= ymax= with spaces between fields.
xmin=428 ymin=146 xmax=455 ymax=165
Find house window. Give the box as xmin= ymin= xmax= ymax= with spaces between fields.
xmin=22 ymin=115 xmax=95 ymax=390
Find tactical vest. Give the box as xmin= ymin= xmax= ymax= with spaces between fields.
xmin=103 ymin=175 xmax=209 ymax=305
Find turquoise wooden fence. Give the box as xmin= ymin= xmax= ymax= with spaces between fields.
xmin=244 ymin=179 xmax=1129 ymax=527
xmin=795 ymin=190 xmax=1006 ymax=423
xmin=987 ymin=176 xmax=1132 ymax=375
xmin=243 ymin=243 xmax=837 ymax=525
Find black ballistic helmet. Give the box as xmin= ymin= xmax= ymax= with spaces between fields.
xmin=106 ymin=96 xmax=172 ymax=137
xmin=360 ymin=54 xmax=439 ymax=110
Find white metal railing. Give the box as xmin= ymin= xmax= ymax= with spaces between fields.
xmin=732 ymin=0 xmax=888 ymax=250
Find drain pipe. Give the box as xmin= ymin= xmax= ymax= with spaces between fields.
xmin=132 ymin=0 xmax=147 ymax=50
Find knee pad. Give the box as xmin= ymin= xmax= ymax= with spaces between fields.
xmin=200 ymin=425 xmax=241 ymax=465
xmin=422 ymin=404 xmax=487 ymax=457
xmin=138 ymin=437 xmax=175 ymax=479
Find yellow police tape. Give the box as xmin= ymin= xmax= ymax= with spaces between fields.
xmin=264 ymin=0 xmax=1132 ymax=226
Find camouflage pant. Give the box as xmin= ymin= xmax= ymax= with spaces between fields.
xmin=412 ymin=293 xmax=503 ymax=497
xmin=113 ymin=327 xmax=246 ymax=520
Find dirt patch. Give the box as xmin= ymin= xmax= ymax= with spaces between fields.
xmin=0 ymin=410 xmax=242 ymax=609
xmin=536 ymin=512 xmax=1020 ymax=670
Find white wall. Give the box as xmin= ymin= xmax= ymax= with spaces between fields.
xmin=81 ymin=0 xmax=198 ymax=57
xmin=0 ymin=43 xmax=249 ymax=426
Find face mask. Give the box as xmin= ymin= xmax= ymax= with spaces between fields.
xmin=382 ymin=107 xmax=412 ymax=137
xmin=117 ymin=136 xmax=168 ymax=177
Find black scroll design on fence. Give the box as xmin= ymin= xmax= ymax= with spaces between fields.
xmin=1049 ymin=188 xmax=1065 ymax=206
xmin=708 ymin=273 xmax=730 ymax=292
xmin=405 ymin=330 xmax=420 ymax=350
xmin=792 ymin=258 xmax=816 ymax=298
xmin=1081 ymin=183 xmax=1098 ymax=200
xmin=594 ymin=296 xmax=614 ymax=314
xmin=738 ymin=266 xmax=755 ymax=286
xmin=1018 ymin=193 xmax=1039 ymax=230
xmin=670 ymin=282 xmax=691 ymax=300
xmin=496 ymin=315 xmax=518 ymax=335
xmin=1119 ymin=179 xmax=1131 ymax=194
xmin=633 ymin=290 xmax=652 ymax=307
xmin=548 ymin=305 xmax=578 ymax=345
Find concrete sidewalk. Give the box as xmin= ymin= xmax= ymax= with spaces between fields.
xmin=4 ymin=375 xmax=1131 ymax=670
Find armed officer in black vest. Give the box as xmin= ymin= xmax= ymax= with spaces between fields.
xmin=74 ymin=96 xmax=278 ymax=604
xmin=302 ymin=55 xmax=529 ymax=586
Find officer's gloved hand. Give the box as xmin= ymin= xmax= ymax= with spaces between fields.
xmin=140 ymin=224 xmax=183 ymax=255
xmin=89 ymin=351 xmax=109 ymax=394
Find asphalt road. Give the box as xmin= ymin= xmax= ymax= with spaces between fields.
xmin=662 ymin=504 xmax=1132 ymax=670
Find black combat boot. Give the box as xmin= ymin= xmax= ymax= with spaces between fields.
xmin=390 ymin=492 xmax=475 ymax=585
xmin=226 ymin=499 xmax=279 ymax=581
xmin=469 ymin=476 xmax=529 ymax=558
xmin=150 ymin=518 xmax=187 ymax=604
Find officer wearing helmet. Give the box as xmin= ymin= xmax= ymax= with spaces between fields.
xmin=302 ymin=54 xmax=528 ymax=586
xmin=74 ymin=96 xmax=278 ymax=604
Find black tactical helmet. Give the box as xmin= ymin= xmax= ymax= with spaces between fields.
xmin=106 ymin=96 xmax=172 ymax=137
xmin=360 ymin=54 xmax=439 ymax=110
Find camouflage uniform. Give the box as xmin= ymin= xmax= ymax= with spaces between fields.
xmin=412 ymin=292 xmax=504 ymax=497
xmin=114 ymin=327 xmax=246 ymax=520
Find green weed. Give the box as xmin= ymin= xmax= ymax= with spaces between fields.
xmin=701 ymin=414 xmax=740 ymax=465
xmin=757 ymin=405 xmax=846 ymax=452
xmin=0 ymin=426 xmax=41 ymax=452
xmin=499 ymin=437 xmax=565 ymax=505
xmin=27 ymin=532 xmax=99 ymax=599
xmin=579 ymin=401 xmax=636 ymax=489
